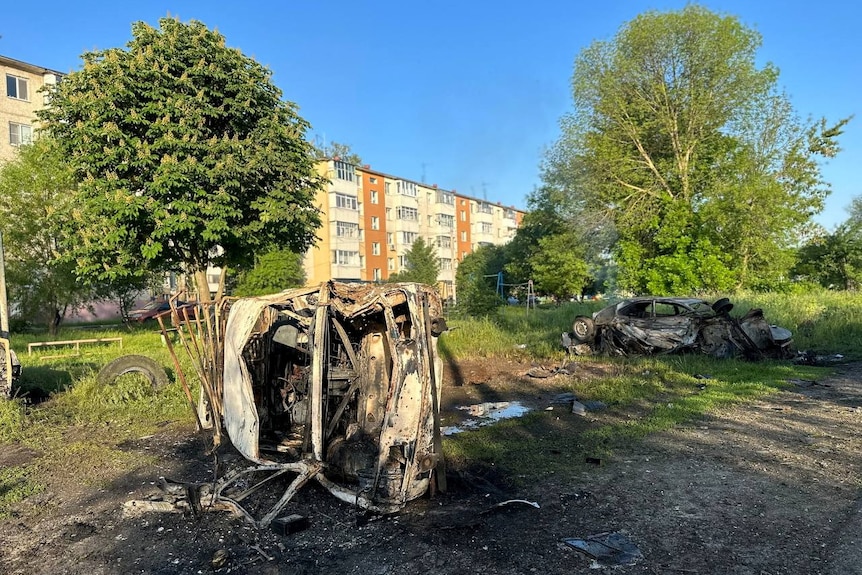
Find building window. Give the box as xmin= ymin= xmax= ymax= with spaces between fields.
xmin=335 ymin=160 xmax=355 ymax=182
xmin=373 ymin=268 xmax=382 ymax=281
xmin=437 ymin=214 xmax=455 ymax=229
xmin=385 ymin=207 xmax=392 ymax=220
xmin=370 ymin=177 xmax=378 ymax=184
xmin=385 ymin=182 xmax=392 ymax=194
xmin=460 ymin=210 xmax=466 ymax=222
xmin=439 ymin=258 xmax=452 ymax=270
xmin=370 ymin=190 xmax=379 ymax=204
xmin=6 ymin=75 xmax=29 ymax=101
xmin=436 ymin=191 xmax=454 ymax=205
xmin=402 ymin=231 xmax=417 ymax=245
xmin=505 ymin=208 xmax=515 ymax=219
xmin=398 ymin=255 xmax=407 ymax=267
xmin=436 ymin=235 xmax=452 ymax=249
xmin=372 ymin=242 xmax=381 ymax=256
xmin=332 ymin=250 xmax=359 ymax=265
xmin=9 ymin=123 xmax=32 ymax=146
xmin=387 ymin=232 xmax=394 ymax=245
xmin=336 ymin=221 xmax=359 ymax=238
xmin=397 ymin=181 xmax=417 ymax=197
xmin=460 ymin=231 xmax=467 ymax=242
xmin=481 ymin=222 xmax=493 ymax=234
xmin=479 ymin=202 xmax=493 ymax=214
xmin=371 ymin=216 xmax=380 ymax=230
xmin=335 ymin=193 xmax=358 ymax=210
xmin=388 ymin=258 xmax=395 ymax=271
xmin=396 ymin=206 xmax=418 ymax=221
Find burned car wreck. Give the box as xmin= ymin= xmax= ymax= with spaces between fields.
xmin=149 ymin=282 xmax=447 ymax=528
xmin=563 ymin=297 xmax=792 ymax=359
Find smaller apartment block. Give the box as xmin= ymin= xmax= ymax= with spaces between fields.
xmin=304 ymin=160 xmax=524 ymax=299
xmin=0 ymin=55 xmax=63 ymax=163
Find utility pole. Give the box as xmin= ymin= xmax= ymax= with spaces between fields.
xmin=0 ymin=231 xmax=11 ymax=398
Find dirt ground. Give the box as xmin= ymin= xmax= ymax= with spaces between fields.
xmin=2 ymin=359 xmax=861 ymax=575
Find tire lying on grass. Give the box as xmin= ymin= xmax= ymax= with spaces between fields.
xmin=97 ymin=354 xmax=170 ymax=392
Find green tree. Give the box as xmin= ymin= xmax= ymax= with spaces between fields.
xmin=312 ymin=140 xmax=362 ymax=166
xmin=454 ymin=245 xmax=507 ymax=315
xmin=38 ymin=18 xmax=324 ymax=302
xmin=530 ymin=232 xmax=591 ymax=301
xmin=233 ymin=249 xmax=305 ymax=296
xmin=388 ymin=237 xmax=440 ymax=286
xmin=0 ymin=140 xmax=95 ymax=334
xmin=546 ymin=5 xmax=848 ymax=294
xmin=502 ymin=186 xmax=567 ymax=284
xmin=794 ymin=202 xmax=862 ymax=291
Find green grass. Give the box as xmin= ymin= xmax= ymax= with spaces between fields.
xmin=0 ymin=323 xmax=199 ymax=518
xmin=443 ymin=356 xmax=826 ymax=483
xmin=0 ymin=291 xmax=857 ymax=511
xmin=440 ymin=291 xmax=855 ymax=484
xmin=0 ymin=465 xmax=43 ymax=519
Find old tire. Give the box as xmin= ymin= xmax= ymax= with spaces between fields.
xmin=571 ymin=316 xmax=596 ymax=343
xmin=97 ymin=354 xmax=169 ymax=391
xmin=711 ymin=297 xmax=734 ymax=316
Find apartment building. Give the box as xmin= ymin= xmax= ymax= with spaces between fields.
xmin=0 ymin=55 xmax=63 ymax=163
xmin=303 ymin=159 xmax=524 ymax=299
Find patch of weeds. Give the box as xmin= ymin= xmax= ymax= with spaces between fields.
xmin=0 ymin=466 xmax=44 ymax=519
xmin=443 ymin=356 xmax=829 ymax=485
xmin=0 ymin=398 xmax=27 ymax=443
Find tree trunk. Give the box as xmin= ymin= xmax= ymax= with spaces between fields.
xmin=194 ymin=270 xmax=212 ymax=304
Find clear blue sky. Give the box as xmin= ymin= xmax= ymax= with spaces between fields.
xmin=3 ymin=1 xmax=859 ymax=228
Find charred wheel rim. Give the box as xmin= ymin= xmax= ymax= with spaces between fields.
xmin=571 ymin=316 xmax=596 ymax=342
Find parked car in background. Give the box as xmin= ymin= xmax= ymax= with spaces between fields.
xmin=126 ymin=300 xmax=197 ymax=323
xmin=563 ymin=296 xmax=793 ymax=359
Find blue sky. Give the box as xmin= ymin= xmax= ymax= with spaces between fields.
xmin=3 ymin=1 xmax=859 ymax=228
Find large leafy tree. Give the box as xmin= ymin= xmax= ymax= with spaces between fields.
xmin=545 ymin=5 xmax=848 ymax=294
xmin=529 ymin=232 xmax=591 ymax=301
xmin=38 ymin=18 xmax=324 ymax=302
xmin=0 ymin=139 xmax=94 ymax=333
xmin=794 ymin=198 xmax=862 ymax=291
xmin=388 ymin=237 xmax=440 ymax=286
xmin=233 ymin=248 xmax=305 ymax=296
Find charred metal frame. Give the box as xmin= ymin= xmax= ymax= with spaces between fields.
xmin=162 ymin=282 xmax=447 ymax=527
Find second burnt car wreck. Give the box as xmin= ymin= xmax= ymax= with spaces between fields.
xmin=562 ymin=297 xmax=793 ymax=359
xmin=145 ymin=282 xmax=448 ymax=528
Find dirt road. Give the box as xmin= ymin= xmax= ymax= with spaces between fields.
xmin=1 ymin=362 xmax=861 ymax=574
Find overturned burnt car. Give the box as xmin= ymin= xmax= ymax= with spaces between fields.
xmin=158 ymin=282 xmax=447 ymax=527
xmin=563 ymin=297 xmax=793 ymax=359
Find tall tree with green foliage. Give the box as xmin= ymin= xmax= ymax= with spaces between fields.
xmin=233 ymin=249 xmax=305 ymax=296
xmin=545 ymin=5 xmax=848 ymax=294
xmin=388 ymin=237 xmax=440 ymax=286
xmin=530 ymin=232 xmax=591 ymax=301
xmin=794 ymin=198 xmax=862 ymax=291
xmin=0 ymin=140 xmax=95 ymax=333
xmin=454 ymin=245 xmax=508 ymax=315
xmin=38 ymin=18 xmax=324 ymax=302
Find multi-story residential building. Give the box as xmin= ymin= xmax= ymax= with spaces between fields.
xmin=304 ymin=159 xmax=525 ymax=300
xmin=0 ymin=55 xmax=63 ymax=163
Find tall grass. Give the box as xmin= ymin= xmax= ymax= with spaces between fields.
xmin=443 ymin=292 xmax=862 ymax=361
xmin=733 ymin=290 xmax=862 ymax=356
